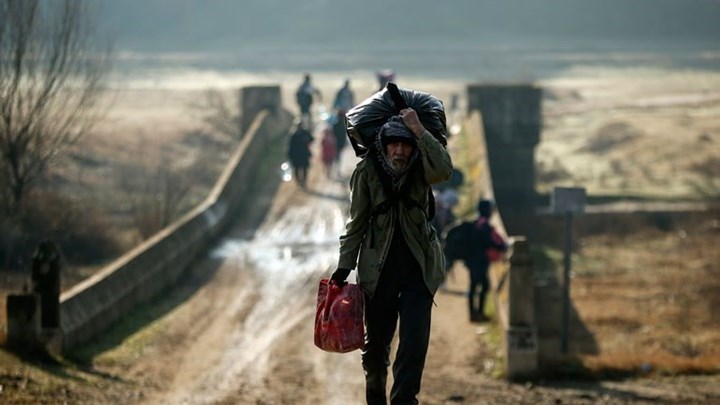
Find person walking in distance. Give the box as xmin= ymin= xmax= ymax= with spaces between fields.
xmin=320 ymin=123 xmax=338 ymax=179
xmin=331 ymin=109 xmax=453 ymax=404
xmin=333 ymin=78 xmax=355 ymax=115
xmin=330 ymin=109 xmax=349 ymax=176
xmin=295 ymin=73 xmax=322 ymax=126
xmin=376 ymin=69 xmax=395 ymax=91
xmin=444 ymin=199 xmax=508 ymax=322
xmin=287 ymin=120 xmax=314 ymax=188
xmin=330 ymin=79 xmax=353 ymax=175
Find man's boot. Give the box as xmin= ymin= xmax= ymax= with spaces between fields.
xmin=365 ymin=369 xmax=388 ymax=405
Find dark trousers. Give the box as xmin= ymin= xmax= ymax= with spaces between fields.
xmin=293 ymin=164 xmax=308 ymax=187
xmin=468 ymin=264 xmax=490 ymax=318
xmin=299 ymin=105 xmax=312 ymax=126
xmin=362 ymin=234 xmax=433 ymax=405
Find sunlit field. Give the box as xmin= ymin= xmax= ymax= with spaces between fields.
xmin=538 ymin=66 xmax=720 ymax=200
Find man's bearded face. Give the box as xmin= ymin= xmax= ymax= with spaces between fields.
xmin=385 ymin=141 xmax=415 ymax=171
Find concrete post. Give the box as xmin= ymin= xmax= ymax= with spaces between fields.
xmin=534 ymin=275 xmax=564 ymax=366
xmin=505 ymin=237 xmax=538 ymax=380
xmin=7 ymin=294 xmax=42 ymax=350
xmin=240 ymin=85 xmax=282 ymax=134
xmin=466 ymin=84 xmax=542 ymax=235
xmin=31 ymin=240 xmax=62 ymax=329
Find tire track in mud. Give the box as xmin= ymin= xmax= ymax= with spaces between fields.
xmin=149 ymin=161 xmax=365 ymax=404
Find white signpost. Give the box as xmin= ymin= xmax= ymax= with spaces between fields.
xmin=551 ymin=187 xmax=586 ymax=355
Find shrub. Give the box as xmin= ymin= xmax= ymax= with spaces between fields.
xmin=0 ymin=190 xmax=122 ymax=270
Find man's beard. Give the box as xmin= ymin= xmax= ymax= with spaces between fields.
xmin=389 ymin=156 xmax=409 ymax=171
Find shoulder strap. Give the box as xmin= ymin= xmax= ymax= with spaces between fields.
xmin=427 ymin=190 xmax=436 ymax=221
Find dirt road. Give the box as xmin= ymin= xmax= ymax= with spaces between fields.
xmin=118 ymin=144 xmax=501 ymax=404
xmin=143 ymin=159 xmax=362 ymax=404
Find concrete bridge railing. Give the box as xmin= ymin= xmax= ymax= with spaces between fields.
xmin=56 ymin=86 xmax=292 ymax=351
xmin=468 ymin=83 xmax=607 ymax=379
xmin=463 ymin=108 xmax=538 ymax=380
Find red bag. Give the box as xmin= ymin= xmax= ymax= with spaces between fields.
xmin=475 ymin=218 xmax=507 ymax=262
xmin=314 ymin=278 xmax=365 ymax=353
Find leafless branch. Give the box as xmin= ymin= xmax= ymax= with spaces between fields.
xmin=0 ymin=0 xmax=110 ymax=214
xmin=188 ymin=88 xmax=243 ymax=140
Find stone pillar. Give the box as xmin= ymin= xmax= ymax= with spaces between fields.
xmin=31 ymin=240 xmax=62 ymax=329
xmin=467 ymin=84 xmax=542 ymax=234
xmin=534 ymin=273 xmax=564 ymax=365
xmin=7 ymin=294 xmax=41 ymax=350
xmin=240 ymin=85 xmax=282 ymax=134
xmin=505 ymin=238 xmax=538 ymax=380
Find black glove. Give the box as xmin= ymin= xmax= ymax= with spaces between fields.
xmin=330 ymin=268 xmax=352 ymax=286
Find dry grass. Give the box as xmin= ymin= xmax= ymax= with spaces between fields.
xmin=569 ymin=214 xmax=720 ymax=375
xmin=537 ymin=69 xmax=720 ymax=199
xmin=531 ymin=69 xmax=720 ymax=376
xmin=582 ymin=352 xmax=720 ymax=377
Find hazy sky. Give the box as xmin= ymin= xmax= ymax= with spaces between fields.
xmin=98 ymin=0 xmax=720 ymax=52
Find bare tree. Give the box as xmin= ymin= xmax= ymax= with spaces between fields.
xmin=0 ymin=0 xmax=109 ymax=214
xmin=190 ymin=89 xmax=243 ymax=140
xmin=129 ymin=160 xmax=194 ymax=240
xmin=115 ymin=141 xmax=203 ymax=241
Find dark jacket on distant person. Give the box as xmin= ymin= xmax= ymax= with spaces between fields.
xmin=288 ymin=126 xmax=313 ymax=167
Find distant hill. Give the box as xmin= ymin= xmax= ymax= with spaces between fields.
xmin=97 ymin=0 xmax=720 ymax=52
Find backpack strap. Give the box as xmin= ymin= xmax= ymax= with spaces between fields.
xmin=367 ymin=199 xmax=393 ymax=249
xmin=366 ymin=194 xmax=428 ymax=249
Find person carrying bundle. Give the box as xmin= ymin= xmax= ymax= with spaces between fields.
xmin=330 ymin=83 xmax=453 ymax=404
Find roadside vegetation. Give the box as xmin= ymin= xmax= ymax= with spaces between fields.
xmin=0 ymin=0 xmax=113 ymax=271
xmin=529 ymin=77 xmax=720 ymax=378
xmin=425 ymin=98 xmax=719 ymax=381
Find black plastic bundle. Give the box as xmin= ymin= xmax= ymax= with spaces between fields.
xmin=345 ymin=83 xmax=447 ymax=157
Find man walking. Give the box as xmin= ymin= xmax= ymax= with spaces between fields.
xmin=287 ymin=120 xmax=314 ymax=188
xmin=444 ymin=199 xmax=508 ymax=322
xmin=331 ymin=108 xmax=452 ymax=404
xmin=295 ymin=73 xmax=322 ymax=126
xmin=332 ymin=78 xmax=355 ymax=114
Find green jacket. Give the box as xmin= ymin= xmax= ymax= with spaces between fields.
xmin=338 ymin=130 xmax=453 ymax=297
